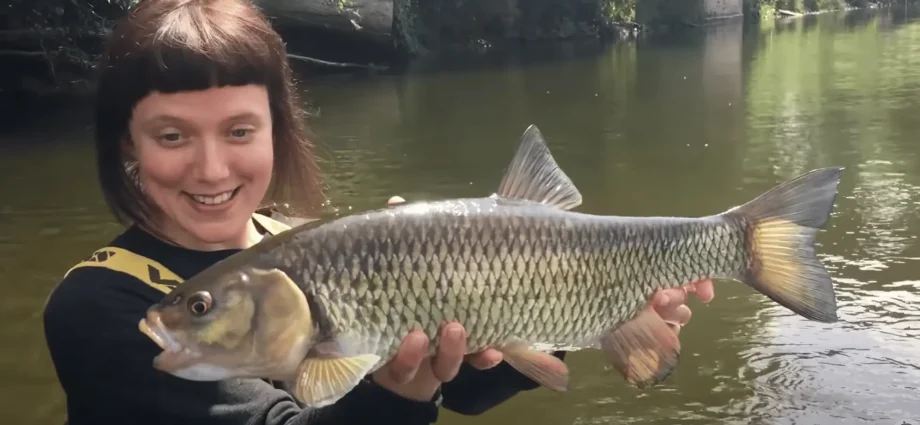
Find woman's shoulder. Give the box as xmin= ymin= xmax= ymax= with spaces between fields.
xmin=43 ymin=228 xmax=173 ymax=333
xmin=54 ymin=227 xmax=176 ymax=297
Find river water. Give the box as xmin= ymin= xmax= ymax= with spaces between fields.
xmin=2 ymin=7 xmax=919 ymax=425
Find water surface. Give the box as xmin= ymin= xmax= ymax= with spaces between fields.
xmin=2 ymin=7 xmax=919 ymax=425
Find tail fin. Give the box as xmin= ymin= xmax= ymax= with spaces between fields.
xmin=725 ymin=167 xmax=845 ymax=323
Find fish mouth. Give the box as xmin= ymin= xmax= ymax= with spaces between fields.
xmin=138 ymin=312 xmax=201 ymax=371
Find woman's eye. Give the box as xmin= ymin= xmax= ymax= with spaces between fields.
xmin=230 ymin=128 xmax=253 ymax=139
xmin=156 ymin=130 xmax=184 ymax=146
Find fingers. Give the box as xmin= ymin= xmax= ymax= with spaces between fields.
xmin=385 ymin=331 xmax=429 ymax=383
xmin=431 ymin=323 xmax=466 ymax=382
xmin=653 ymin=279 xmax=715 ymax=312
xmin=651 ymin=279 xmax=713 ymax=332
xmin=659 ymin=304 xmax=692 ymax=327
xmin=664 ymin=320 xmax=682 ymax=336
xmin=465 ymin=348 xmax=504 ymax=370
xmin=688 ymin=279 xmax=715 ymax=303
xmin=653 ymin=286 xmax=688 ymax=311
xmin=387 ymin=196 xmax=406 ymax=207
xmin=380 ymin=322 xmax=492 ymax=389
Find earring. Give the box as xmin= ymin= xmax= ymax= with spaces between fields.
xmin=124 ymin=160 xmax=145 ymax=193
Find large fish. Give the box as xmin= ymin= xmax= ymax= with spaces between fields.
xmin=138 ymin=125 xmax=843 ymax=408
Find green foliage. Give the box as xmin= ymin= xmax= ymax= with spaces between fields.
xmin=743 ymin=0 xmax=776 ymax=19
xmin=601 ymin=0 xmax=637 ymax=22
xmin=2 ymin=0 xmax=137 ymax=81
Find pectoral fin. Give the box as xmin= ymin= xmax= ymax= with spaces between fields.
xmin=497 ymin=342 xmax=570 ymax=391
xmin=600 ymin=307 xmax=681 ymax=388
xmin=293 ymin=353 xmax=381 ymax=408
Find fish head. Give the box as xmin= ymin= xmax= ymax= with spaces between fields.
xmin=138 ymin=266 xmax=315 ymax=382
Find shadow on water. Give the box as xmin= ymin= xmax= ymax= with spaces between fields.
xmin=2 ymin=5 xmax=920 ymax=425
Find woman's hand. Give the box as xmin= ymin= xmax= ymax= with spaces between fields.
xmin=652 ymin=279 xmax=715 ymax=334
xmin=373 ymin=195 xmax=716 ymax=401
xmin=371 ymin=322 xmax=502 ymax=402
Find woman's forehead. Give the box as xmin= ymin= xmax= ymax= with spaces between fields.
xmin=132 ymin=85 xmax=271 ymax=124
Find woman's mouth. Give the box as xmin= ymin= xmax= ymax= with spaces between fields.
xmin=185 ymin=186 xmax=241 ymax=206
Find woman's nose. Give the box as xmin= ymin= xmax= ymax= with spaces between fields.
xmin=194 ymin=138 xmax=232 ymax=182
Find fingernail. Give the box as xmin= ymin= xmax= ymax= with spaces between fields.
xmin=446 ymin=325 xmax=464 ymax=341
xmin=410 ymin=335 xmax=428 ymax=351
xmin=388 ymin=196 xmax=406 ymax=207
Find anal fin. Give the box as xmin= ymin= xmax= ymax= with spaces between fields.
xmin=293 ymin=353 xmax=381 ymax=408
xmin=497 ymin=342 xmax=570 ymax=391
xmin=600 ymin=307 xmax=681 ymax=388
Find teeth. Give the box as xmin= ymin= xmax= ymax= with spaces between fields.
xmin=192 ymin=189 xmax=235 ymax=205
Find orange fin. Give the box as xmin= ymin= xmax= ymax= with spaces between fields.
xmin=600 ymin=307 xmax=681 ymax=388
xmin=497 ymin=342 xmax=570 ymax=391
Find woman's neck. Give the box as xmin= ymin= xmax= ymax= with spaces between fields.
xmin=142 ymin=216 xmax=264 ymax=252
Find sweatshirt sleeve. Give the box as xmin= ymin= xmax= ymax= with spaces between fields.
xmin=42 ymin=270 xmax=440 ymax=425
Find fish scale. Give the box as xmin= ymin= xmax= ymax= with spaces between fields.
xmin=272 ymin=199 xmax=749 ymax=361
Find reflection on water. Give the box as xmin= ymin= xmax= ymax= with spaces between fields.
xmin=738 ymin=9 xmax=920 ymax=425
xmin=2 ymin=6 xmax=920 ymax=425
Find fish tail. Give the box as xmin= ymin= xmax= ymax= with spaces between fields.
xmin=723 ymin=167 xmax=845 ymax=323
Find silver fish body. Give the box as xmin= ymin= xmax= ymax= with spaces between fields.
xmin=140 ymin=124 xmax=844 ymax=409
xmin=256 ymin=197 xmax=749 ymax=361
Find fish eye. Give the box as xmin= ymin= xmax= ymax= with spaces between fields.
xmin=187 ymin=291 xmax=212 ymax=317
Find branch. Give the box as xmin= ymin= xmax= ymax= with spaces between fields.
xmin=0 ymin=29 xmax=66 ymax=40
xmin=777 ymin=9 xmax=804 ymax=16
xmin=286 ymin=53 xmax=387 ymax=71
xmin=0 ymin=49 xmax=50 ymax=57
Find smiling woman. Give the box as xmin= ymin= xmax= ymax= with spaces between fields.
xmin=41 ymin=0 xmax=714 ymax=424
xmin=124 ymin=86 xmax=276 ymax=251
xmin=91 ymin=0 xmax=321 ymax=251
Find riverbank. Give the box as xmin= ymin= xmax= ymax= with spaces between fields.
xmin=749 ymin=0 xmax=897 ymax=20
xmin=0 ymin=0 xmax=913 ymax=105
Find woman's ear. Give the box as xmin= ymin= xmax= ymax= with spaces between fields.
xmin=121 ymin=135 xmax=135 ymax=161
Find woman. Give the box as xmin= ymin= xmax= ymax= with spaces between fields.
xmin=42 ymin=0 xmax=715 ymax=424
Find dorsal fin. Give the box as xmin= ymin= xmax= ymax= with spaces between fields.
xmin=493 ymin=125 xmax=583 ymax=210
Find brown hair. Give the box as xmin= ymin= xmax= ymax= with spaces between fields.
xmin=94 ymin=0 xmax=324 ymax=229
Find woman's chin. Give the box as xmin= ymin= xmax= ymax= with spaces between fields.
xmin=174 ymin=211 xmax=254 ymax=250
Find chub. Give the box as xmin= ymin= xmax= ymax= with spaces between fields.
xmin=138 ymin=124 xmax=845 ymax=408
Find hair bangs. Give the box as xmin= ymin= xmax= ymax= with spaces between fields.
xmin=140 ymin=18 xmax=279 ymax=95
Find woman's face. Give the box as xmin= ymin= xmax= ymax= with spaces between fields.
xmin=126 ymin=84 xmax=274 ymax=250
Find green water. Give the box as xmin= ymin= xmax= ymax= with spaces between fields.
xmin=2 ymin=7 xmax=919 ymax=425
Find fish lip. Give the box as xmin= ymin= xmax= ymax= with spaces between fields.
xmin=138 ymin=311 xmax=182 ymax=353
xmin=138 ymin=312 xmax=202 ymax=372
